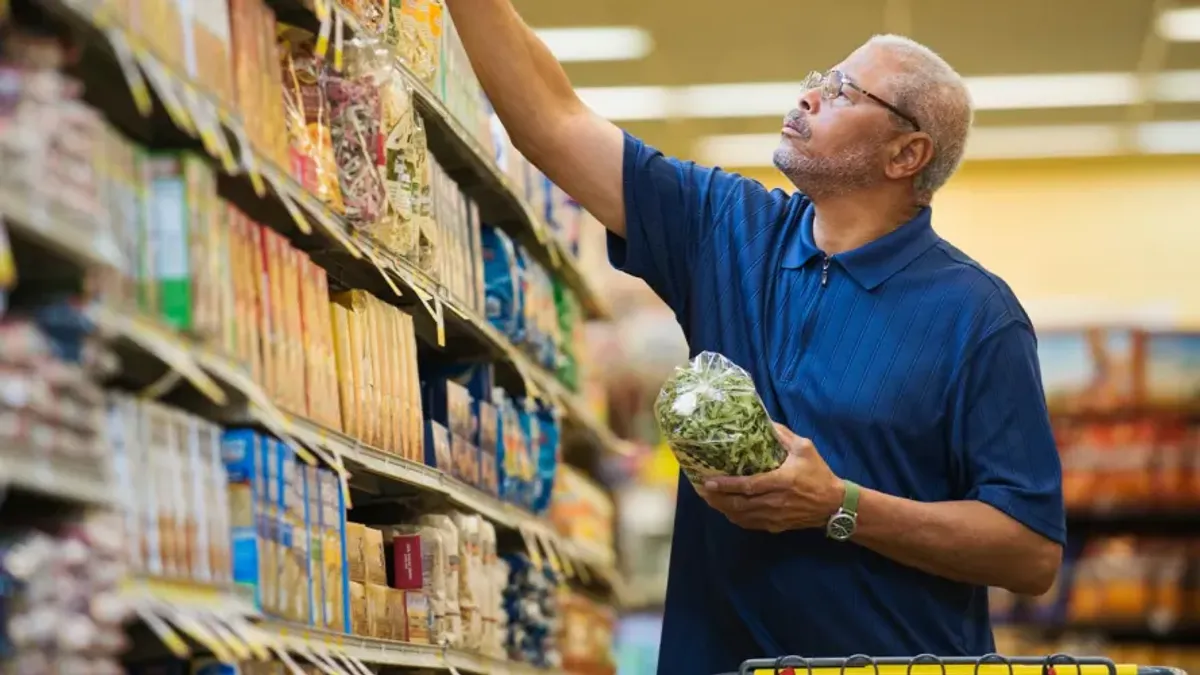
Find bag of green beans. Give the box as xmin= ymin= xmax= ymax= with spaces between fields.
xmin=654 ymin=351 xmax=786 ymax=487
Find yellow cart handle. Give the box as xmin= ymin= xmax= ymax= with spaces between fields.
xmin=734 ymin=654 xmax=1185 ymax=675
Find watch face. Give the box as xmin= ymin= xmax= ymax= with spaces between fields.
xmin=827 ymin=512 xmax=856 ymax=541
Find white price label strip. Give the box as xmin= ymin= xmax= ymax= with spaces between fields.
xmin=103 ymin=28 xmax=152 ymax=117
xmin=201 ymin=612 xmax=252 ymax=662
xmin=137 ymin=55 xmax=194 ymax=134
xmin=359 ymin=242 xmax=402 ymax=297
xmin=136 ymin=606 xmax=190 ymax=658
xmin=167 ymin=607 xmax=235 ymax=664
xmin=229 ymin=121 xmax=267 ymax=197
xmin=271 ymin=643 xmax=308 ymax=675
xmin=262 ymin=167 xmax=314 ymax=235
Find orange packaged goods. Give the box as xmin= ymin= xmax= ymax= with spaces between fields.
xmin=230 ymin=0 xmax=288 ymax=167
xmin=1038 ymin=328 xmax=1146 ymax=415
xmin=279 ymin=26 xmax=344 ymax=214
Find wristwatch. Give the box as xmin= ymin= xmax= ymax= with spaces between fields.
xmin=825 ymin=480 xmax=860 ymax=542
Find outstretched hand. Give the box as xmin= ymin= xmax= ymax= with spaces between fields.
xmin=696 ymin=423 xmax=845 ymax=533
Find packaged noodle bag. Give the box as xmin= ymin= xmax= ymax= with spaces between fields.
xmin=654 ymin=352 xmax=787 ymax=486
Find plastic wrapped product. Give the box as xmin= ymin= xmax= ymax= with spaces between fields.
xmin=531 ymin=402 xmax=560 ymax=516
xmin=278 ymin=27 xmax=345 ymax=214
xmin=655 ymin=351 xmax=787 ymax=487
xmin=325 ymin=38 xmax=388 ymax=230
xmin=480 ymin=225 xmax=520 ymax=338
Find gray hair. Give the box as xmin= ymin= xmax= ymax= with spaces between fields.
xmin=865 ymin=34 xmax=973 ymax=202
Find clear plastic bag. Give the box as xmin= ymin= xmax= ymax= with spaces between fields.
xmin=654 ymin=351 xmax=786 ymax=486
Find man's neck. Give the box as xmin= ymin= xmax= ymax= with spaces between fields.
xmin=812 ymin=192 xmax=920 ymax=255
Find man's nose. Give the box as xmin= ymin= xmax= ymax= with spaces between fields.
xmin=799 ymin=87 xmax=821 ymax=114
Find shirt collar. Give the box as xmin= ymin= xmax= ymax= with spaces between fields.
xmin=782 ymin=201 xmax=940 ymax=291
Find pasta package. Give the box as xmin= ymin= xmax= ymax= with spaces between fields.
xmin=654 ymin=351 xmax=787 ymax=487
xmin=279 ymin=26 xmax=345 ymax=214
xmin=326 ymin=38 xmax=388 ymax=229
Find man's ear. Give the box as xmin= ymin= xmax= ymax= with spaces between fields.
xmin=885 ymin=133 xmax=934 ymax=181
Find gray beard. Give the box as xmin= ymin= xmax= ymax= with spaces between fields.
xmin=772 ymin=141 xmax=881 ymax=201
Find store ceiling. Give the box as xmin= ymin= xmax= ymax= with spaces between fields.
xmin=512 ymin=0 xmax=1200 ymax=162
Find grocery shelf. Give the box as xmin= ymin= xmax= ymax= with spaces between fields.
xmin=0 ymin=447 xmax=114 ymax=507
xmin=264 ymin=621 xmax=561 ymax=674
xmin=394 ymin=66 xmax=613 ymax=322
xmin=82 ymin=306 xmax=623 ymax=594
xmin=0 ymin=185 xmax=122 ymax=271
xmin=1067 ymin=508 xmax=1200 ymax=535
xmin=23 ymin=0 xmax=626 ymax=465
xmin=1001 ymin=620 xmax=1200 ymax=645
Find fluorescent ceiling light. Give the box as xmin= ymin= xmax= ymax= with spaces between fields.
xmin=533 ymin=26 xmax=653 ymax=62
xmin=1137 ymin=121 xmax=1200 ymax=154
xmin=965 ymin=125 xmax=1123 ymax=159
xmin=575 ymin=86 xmax=668 ymax=121
xmin=1153 ymin=70 xmax=1200 ymax=102
xmin=577 ymin=71 xmax=1200 ymax=121
xmin=964 ymin=73 xmax=1136 ymax=110
xmin=1157 ymin=7 xmax=1200 ymax=41
xmin=694 ymin=122 xmax=1199 ymax=166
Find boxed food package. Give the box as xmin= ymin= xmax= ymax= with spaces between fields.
xmin=364 ymin=526 xmax=388 ymax=586
xmin=450 ymin=434 xmax=480 ymax=487
xmin=418 ymin=514 xmax=462 ymax=647
xmin=366 ymin=583 xmax=392 ymax=638
xmin=346 ymin=521 xmax=367 ymax=583
xmin=386 ymin=525 xmax=448 ymax=644
xmin=405 ymin=590 xmax=431 ymax=644
xmin=424 ymin=420 xmax=452 ymax=474
xmin=221 ymin=428 xmax=275 ymax=614
xmin=387 ymin=588 xmax=408 ymax=641
xmin=349 ymin=580 xmax=368 ymax=636
xmin=317 ymin=469 xmax=350 ymax=632
xmin=1144 ymin=332 xmax=1200 ymax=412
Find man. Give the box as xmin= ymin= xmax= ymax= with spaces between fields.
xmin=444 ymin=2 xmax=1065 ymax=671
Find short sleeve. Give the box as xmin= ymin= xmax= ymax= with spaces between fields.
xmin=608 ymin=132 xmax=743 ymax=320
xmin=950 ymin=321 xmax=1066 ymax=545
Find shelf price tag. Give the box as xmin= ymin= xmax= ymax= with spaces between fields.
xmin=138 ymin=369 xmax=183 ymax=400
xmin=167 ymin=607 xmax=236 ymax=664
xmin=518 ymin=525 xmax=545 ymax=569
xmin=103 ymin=28 xmax=152 ymax=117
xmin=333 ymin=10 xmax=345 ymax=72
xmin=263 ymin=168 xmax=314 ymax=236
xmin=535 ymin=530 xmax=564 ymax=578
xmin=358 ymin=241 xmax=402 ymax=297
xmin=137 ymin=606 xmax=191 ymax=658
xmin=138 ymin=55 xmax=195 ymax=135
xmin=228 ymin=122 xmax=267 ymax=197
xmin=315 ymin=2 xmax=333 ymax=62
xmin=271 ymin=643 xmax=308 ymax=675
xmin=220 ymin=614 xmax=272 ymax=661
xmin=545 ymin=532 xmax=575 ymax=579
xmin=97 ymin=308 xmax=228 ymax=405
xmin=201 ymin=612 xmax=252 ymax=662
xmin=301 ymin=200 xmax=363 ymax=258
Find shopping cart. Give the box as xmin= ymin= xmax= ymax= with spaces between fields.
xmin=723 ymin=654 xmax=1187 ymax=675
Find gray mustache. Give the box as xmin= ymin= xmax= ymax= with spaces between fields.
xmin=784 ymin=110 xmax=811 ymax=138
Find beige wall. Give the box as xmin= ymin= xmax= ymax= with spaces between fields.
xmin=743 ymin=156 xmax=1200 ymax=328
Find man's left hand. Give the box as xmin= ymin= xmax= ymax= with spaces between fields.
xmin=698 ymin=423 xmax=845 ymax=533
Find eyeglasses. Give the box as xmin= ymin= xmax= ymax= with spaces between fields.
xmin=800 ymin=69 xmax=921 ymax=132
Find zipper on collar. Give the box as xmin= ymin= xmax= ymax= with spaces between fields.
xmin=820 ymin=255 xmax=831 ymax=287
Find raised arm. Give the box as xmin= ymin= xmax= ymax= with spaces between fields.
xmin=444 ymin=0 xmax=627 ymax=235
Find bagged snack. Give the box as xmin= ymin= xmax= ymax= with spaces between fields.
xmin=279 ymin=26 xmax=345 ymax=214
xmin=325 ymin=37 xmax=389 ymax=229
xmin=654 ymin=352 xmax=786 ymax=486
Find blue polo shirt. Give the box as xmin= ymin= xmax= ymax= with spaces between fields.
xmin=609 ymin=133 xmax=1065 ymax=674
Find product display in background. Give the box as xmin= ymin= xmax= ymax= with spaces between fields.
xmin=1039 ymin=329 xmax=1200 ymax=415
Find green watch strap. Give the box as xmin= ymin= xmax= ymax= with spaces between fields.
xmin=841 ymin=480 xmax=860 ymax=516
